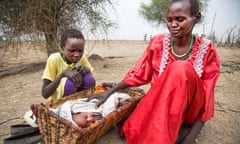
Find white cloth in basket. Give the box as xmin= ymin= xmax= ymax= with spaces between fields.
xmin=50 ymin=92 xmax=131 ymax=126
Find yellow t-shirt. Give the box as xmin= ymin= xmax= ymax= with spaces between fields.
xmin=42 ymin=52 xmax=93 ymax=100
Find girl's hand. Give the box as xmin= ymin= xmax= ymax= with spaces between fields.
xmin=77 ymin=66 xmax=90 ymax=75
xmin=63 ymin=69 xmax=82 ymax=87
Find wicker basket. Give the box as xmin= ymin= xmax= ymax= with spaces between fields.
xmin=31 ymin=87 xmax=144 ymax=144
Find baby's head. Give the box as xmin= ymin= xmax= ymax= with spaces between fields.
xmin=72 ymin=112 xmax=101 ymax=128
xmin=166 ymin=0 xmax=201 ymax=38
xmin=168 ymin=0 xmax=200 ymax=17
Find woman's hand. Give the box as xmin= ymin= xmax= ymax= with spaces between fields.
xmin=88 ymin=80 xmax=129 ymax=107
xmin=63 ymin=69 xmax=82 ymax=87
xmin=87 ymin=90 xmax=112 ymax=107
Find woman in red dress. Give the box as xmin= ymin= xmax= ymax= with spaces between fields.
xmin=89 ymin=0 xmax=220 ymax=143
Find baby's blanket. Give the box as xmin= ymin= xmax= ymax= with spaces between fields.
xmin=50 ymin=92 xmax=131 ymax=126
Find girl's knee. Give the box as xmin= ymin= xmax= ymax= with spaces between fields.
xmin=64 ymin=79 xmax=78 ymax=96
xmin=80 ymin=73 xmax=95 ymax=90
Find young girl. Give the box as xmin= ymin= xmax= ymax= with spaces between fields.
xmin=88 ymin=0 xmax=220 ymax=143
xmin=41 ymin=28 xmax=95 ymax=100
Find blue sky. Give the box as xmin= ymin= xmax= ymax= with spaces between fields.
xmin=108 ymin=0 xmax=240 ymax=40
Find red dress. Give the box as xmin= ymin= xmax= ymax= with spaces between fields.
xmin=122 ymin=34 xmax=220 ymax=144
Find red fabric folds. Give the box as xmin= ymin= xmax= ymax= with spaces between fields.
xmin=122 ymin=61 xmax=205 ymax=144
xmin=122 ymin=34 xmax=220 ymax=143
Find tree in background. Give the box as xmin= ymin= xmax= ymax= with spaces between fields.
xmin=0 ymin=0 xmax=117 ymax=56
xmin=236 ymin=29 xmax=240 ymax=47
xmin=139 ymin=0 xmax=169 ymax=26
xmin=139 ymin=0 xmax=207 ymax=26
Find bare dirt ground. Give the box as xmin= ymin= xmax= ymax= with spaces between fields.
xmin=0 ymin=40 xmax=239 ymax=144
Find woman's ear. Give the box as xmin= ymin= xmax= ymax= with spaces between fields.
xmin=194 ymin=12 xmax=201 ymax=23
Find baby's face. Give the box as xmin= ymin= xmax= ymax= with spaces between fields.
xmin=72 ymin=112 xmax=95 ymax=128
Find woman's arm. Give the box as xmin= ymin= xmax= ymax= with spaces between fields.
xmin=88 ymin=80 xmax=130 ymax=106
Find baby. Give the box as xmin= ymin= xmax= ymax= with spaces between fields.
xmin=50 ymin=92 xmax=134 ymax=128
